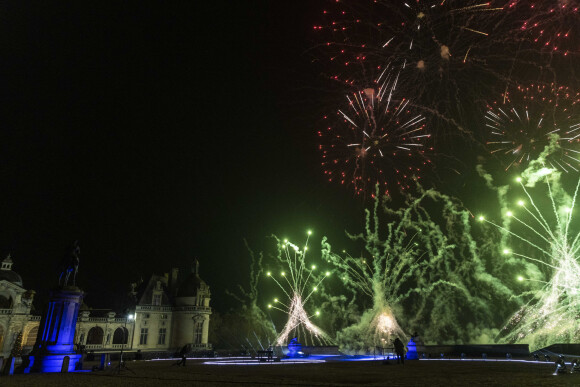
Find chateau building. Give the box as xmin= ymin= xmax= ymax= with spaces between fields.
xmin=0 ymin=256 xmax=39 ymax=358
xmin=0 ymin=256 xmax=211 ymax=358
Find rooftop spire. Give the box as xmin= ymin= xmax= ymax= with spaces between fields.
xmin=1 ymin=254 xmax=13 ymax=271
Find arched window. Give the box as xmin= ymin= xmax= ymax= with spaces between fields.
xmin=24 ymin=326 xmax=39 ymax=347
xmin=112 ymin=327 xmax=129 ymax=344
xmin=86 ymin=326 xmax=104 ymax=345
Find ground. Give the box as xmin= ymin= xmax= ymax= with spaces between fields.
xmin=1 ymin=358 xmax=579 ymax=386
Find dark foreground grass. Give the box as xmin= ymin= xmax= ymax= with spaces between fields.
xmin=1 ymin=358 xmax=579 ymax=386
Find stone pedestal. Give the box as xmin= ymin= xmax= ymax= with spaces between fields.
xmin=27 ymin=286 xmax=83 ymax=373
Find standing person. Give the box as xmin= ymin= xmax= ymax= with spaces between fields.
xmin=172 ymin=354 xmax=186 ymax=367
xmin=173 ymin=345 xmax=188 ymax=367
xmin=178 ymin=345 xmax=188 ymax=367
xmin=393 ymin=338 xmax=405 ymax=365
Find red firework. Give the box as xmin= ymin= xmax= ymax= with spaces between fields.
xmin=485 ymin=83 xmax=580 ymax=172
xmin=319 ymin=83 xmax=432 ymax=197
xmin=506 ymin=0 xmax=580 ymax=56
xmin=313 ymin=0 xmax=507 ymax=84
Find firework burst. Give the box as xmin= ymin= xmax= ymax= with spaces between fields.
xmin=485 ymin=83 xmax=580 ymax=172
xmin=506 ymin=0 xmax=580 ymax=56
xmin=319 ymin=69 xmax=432 ymax=197
xmin=314 ymin=1 xmax=507 ymax=107
xmin=266 ymin=232 xmax=334 ymax=346
xmin=315 ymin=0 xmax=505 ymax=68
xmin=479 ymin=168 xmax=580 ymax=350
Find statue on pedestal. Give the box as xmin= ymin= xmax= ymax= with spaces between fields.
xmin=58 ymin=240 xmax=80 ymax=287
xmin=25 ymin=242 xmax=84 ymax=373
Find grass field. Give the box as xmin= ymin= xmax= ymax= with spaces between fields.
xmin=1 ymin=357 xmax=579 ymax=386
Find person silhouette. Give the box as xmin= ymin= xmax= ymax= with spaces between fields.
xmin=393 ymin=338 xmax=405 ymax=365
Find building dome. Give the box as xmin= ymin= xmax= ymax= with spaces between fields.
xmin=0 ymin=255 xmax=23 ymax=287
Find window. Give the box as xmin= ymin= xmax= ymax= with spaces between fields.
xmin=194 ymin=321 xmax=203 ymax=344
xmin=139 ymin=328 xmax=148 ymax=345
xmin=86 ymin=327 xmax=104 ymax=345
xmin=113 ymin=327 xmax=129 ymax=344
xmin=160 ymin=314 xmax=168 ymax=319
xmin=158 ymin=328 xmax=166 ymax=345
xmin=152 ymin=294 xmax=161 ymax=306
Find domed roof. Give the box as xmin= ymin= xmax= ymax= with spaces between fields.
xmin=0 ymin=255 xmax=23 ymax=287
xmin=176 ymin=260 xmax=207 ymax=297
xmin=0 ymin=270 xmax=23 ymax=286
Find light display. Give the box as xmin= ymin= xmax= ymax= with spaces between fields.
xmin=479 ymin=166 xmax=580 ymax=350
xmin=319 ymin=73 xmax=432 ymax=197
xmin=314 ymin=0 xmax=508 ymax=127
xmin=321 ymin=185 xmax=516 ymax=352
xmin=505 ymin=0 xmax=580 ymax=56
xmin=267 ymin=231 xmax=333 ymax=346
xmin=485 ymin=83 xmax=580 ymax=172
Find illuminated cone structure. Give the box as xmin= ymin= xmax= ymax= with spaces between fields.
xmin=275 ymin=293 xmax=331 ymax=346
xmin=482 ymin=171 xmax=580 ymax=350
xmin=268 ymin=233 xmax=333 ymax=347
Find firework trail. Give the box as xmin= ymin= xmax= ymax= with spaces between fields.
xmin=266 ymin=232 xmax=334 ymax=346
xmin=223 ymin=240 xmax=277 ymax=352
xmin=313 ymin=0 xmax=510 ymax=136
xmin=321 ymin=185 xmax=516 ymax=353
xmin=504 ymin=0 xmax=580 ymax=57
xmin=478 ymin=159 xmax=580 ymax=350
xmin=318 ymin=68 xmax=432 ymax=198
xmin=484 ymin=83 xmax=580 ymax=172
xmin=315 ymin=0 xmax=506 ymax=74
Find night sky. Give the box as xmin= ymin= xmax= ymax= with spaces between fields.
xmin=0 ymin=1 xmax=366 ymax=312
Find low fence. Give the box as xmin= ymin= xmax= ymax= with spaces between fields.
xmin=420 ymin=344 xmax=530 ymax=358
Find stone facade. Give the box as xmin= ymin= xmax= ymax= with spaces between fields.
xmin=0 ymin=256 xmax=211 ymax=358
xmin=0 ymin=256 xmax=40 ymax=358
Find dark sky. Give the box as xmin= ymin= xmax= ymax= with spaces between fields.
xmin=0 ymin=1 xmax=366 ymax=311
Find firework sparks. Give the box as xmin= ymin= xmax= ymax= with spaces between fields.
xmin=223 ymin=241 xmax=277 ymax=353
xmin=319 ymin=69 xmax=432 ymax=197
xmin=315 ymin=0 xmax=504 ymax=67
xmin=313 ymin=0 xmax=510 ymax=141
xmin=485 ymin=83 xmax=580 ymax=172
xmin=267 ymin=232 xmax=334 ymax=346
xmin=479 ymin=167 xmax=580 ymax=350
xmin=506 ymin=0 xmax=580 ymax=56
xmin=321 ymin=185 xmax=514 ymax=352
